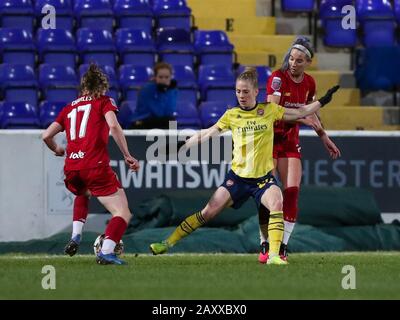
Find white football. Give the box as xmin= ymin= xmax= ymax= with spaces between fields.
xmin=93 ymin=234 xmax=124 ymax=256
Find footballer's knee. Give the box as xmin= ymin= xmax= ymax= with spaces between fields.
xmin=200 ymin=205 xmax=219 ymax=222
xmin=267 ymin=198 xmax=283 ymax=212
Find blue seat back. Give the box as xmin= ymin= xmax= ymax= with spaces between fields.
xmin=0 ymin=28 xmax=35 ymax=66
xmin=357 ymin=0 xmax=394 ymax=20
xmin=39 ymin=64 xmax=77 ymax=86
xmin=113 ymin=0 xmax=154 ymax=32
xmin=1 ymin=0 xmax=34 ymax=32
xmin=281 ymin=0 xmax=315 ymax=12
xmin=39 ymin=101 xmax=66 ymax=128
xmin=198 ymin=65 xmax=235 ymax=90
xmin=119 ymin=65 xmax=153 ymax=87
xmin=118 ymin=99 xmax=137 ymax=128
xmin=0 ymin=102 xmax=40 ymax=129
xmin=199 ymin=101 xmax=228 ymax=128
xmin=173 ymin=65 xmax=196 ymax=88
xmin=355 ymin=46 xmax=400 ymax=91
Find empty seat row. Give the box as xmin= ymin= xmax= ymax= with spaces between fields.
xmin=0 ymin=100 xmax=230 ymax=129
xmin=0 ymin=27 xmax=235 ymax=68
xmin=320 ymin=0 xmax=400 ymax=47
xmin=1 ymin=0 xmax=192 ymax=33
xmin=0 ymin=63 xmax=270 ymax=107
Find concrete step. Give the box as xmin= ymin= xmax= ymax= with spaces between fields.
xmin=188 ymin=0 xmax=257 ymax=17
xmin=256 ymin=0 xmax=273 ymax=16
xmin=320 ymin=106 xmax=384 ymax=130
xmin=194 ymin=16 xmax=276 ymax=35
xmin=235 ymin=50 xmax=319 ymax=70
xmin=230 ymin=34 xmax=295 ymax=52
xmin=361 ymin=90 xmax=399 ymax=107
xmin=308 ymin=70 xmax=340 ymax=92
xmin=316 ymin=52 xmax=352 ymax=71
xmin=275 ymin=16 xmax=311 ymax=35
xmin=328 ymin=88 xmax=360 ymax=106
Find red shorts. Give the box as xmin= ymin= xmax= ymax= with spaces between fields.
xmin=64 ymin=166 xmax=122 ymax=197
xmin=273 ymin=139 xmax=301 ymax=159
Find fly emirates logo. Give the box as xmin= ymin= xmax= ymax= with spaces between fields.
xmin=69 ymin=150 xmax=85 ymax=159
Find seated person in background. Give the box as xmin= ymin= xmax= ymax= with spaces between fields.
xmin=131 ymin=62 xmax=178 ymax=129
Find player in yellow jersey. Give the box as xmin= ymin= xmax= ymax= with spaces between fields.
xmin=150 ymin=67 xmax=339 ymax=265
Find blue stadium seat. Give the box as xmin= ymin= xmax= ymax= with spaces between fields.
xmin=74 ymin=0 xmax=114 ymax=32
xmin=395 ymin=0 xmax=400 ymax=23
xmin=173 ymin=65 xmax=198 ymax=105
xmin=39 ymin=101 xmax=65 ymax=128
xmin=0 ymin=28 xmax=36 ymax=67
xmin=113 ymin=0 xmax=154 ymax=33
xmin=258 ymin=89 xmax=267 ymax=103
xmin=175 ymin=101 xmax=201 ymax=129
xmin=156 ymin=27 xmax=195 ymax=67
xmin=0 ymin=102 xmax=40 ymax=129
xmin=115 ymin=28 xmax=156 ymax=66
xmin=319 ymin=0 xmax=357 ymax=47
xmin=39 ymin=64 xmax=78 ymax=102
xmin=0 ymin=64 xmax=38 ymax=107
xmin=194 ymin=30 xmax=234 ymax=67
xmin=153 ymin=0 xmax=192 ymax=30
xmin=118 ymin=99 xmax=137 ymax=128
xmin=35 ymin=0 xmax=74 ymax=30
xmin=355 ymin=46 xmax=400 ymax=91
xmin=281 ymin=0 xmax=315 ymax=12
xmin=356 ymin=0 xmax=396 ymax=47
xmin=79 ymin=64 xmax=119 ymax=101
xmin=199 ymin=101 xmax=228 ymax=128
xmin=0 ymin=0 xmax=34 ymax=33
xmin=37 ymin=28 xmax=76 ymax=67
xmin=119 ymin=64 xmax=153 ymax=101
xmin=198 ymin=65 xmax=235 ymax=102
xmin=77 ymin=28 xmax=116 ymax=67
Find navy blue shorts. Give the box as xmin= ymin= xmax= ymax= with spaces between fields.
xmin=221 ymin=170 xmax=278 ymax=209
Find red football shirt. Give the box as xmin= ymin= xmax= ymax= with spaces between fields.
xmin=266 ymin=69 xmax=316 ymax=144
xmin=55 ymin=95 xmax=118 ymax=171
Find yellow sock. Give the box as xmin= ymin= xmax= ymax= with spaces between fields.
xmin=166 ymin=211 xmax=206 ymax=246
xmin=268 ymin=211 xmax=284 ymax=256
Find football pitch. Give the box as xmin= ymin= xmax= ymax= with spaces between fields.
xmin=0 ymin=252 xmax=399 ymax=300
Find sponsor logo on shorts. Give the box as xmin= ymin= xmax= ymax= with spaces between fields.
xmin=69 ymin=150 xmax=85 ymax=159
xmin=226 ymin=179 xmax=234 ymax=187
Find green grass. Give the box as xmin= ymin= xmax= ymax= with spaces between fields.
xmin=0 ymin=252 xmax=399 ymax=299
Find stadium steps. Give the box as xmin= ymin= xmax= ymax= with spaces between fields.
xmin=234 ymin=50 xmax=319 ymax=70
xmin=229 ymin=34 xmax=295 ymax=52
xmin=329 ymin=88 xmax=360 ymax=106
xmin=188 ymin=0 xmax=258 ymax=17
xmin=194 ymin=17 xmax=276 ymax=35
xmin=320 ymin=106 xmax=385 ymax=130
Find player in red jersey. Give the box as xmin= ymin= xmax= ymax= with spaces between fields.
xmin=258 ymin=37 xmax=341 ymax=263
xmin=42 ymin=64 xmax=140 ymax=265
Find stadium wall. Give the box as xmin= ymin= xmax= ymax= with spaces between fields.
xmin=0 ymin=130 xmax=399 ymax=242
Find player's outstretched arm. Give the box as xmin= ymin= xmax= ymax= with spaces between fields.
xmin=283 ymin=85 xmax=340 ymax=121
xmin=184 ymin=125 xmax=222 ymax=149
xmin=42 ymin=122 xmax=65 ymax=156
xmin=105 ymin=111 xmax=139 ymax=172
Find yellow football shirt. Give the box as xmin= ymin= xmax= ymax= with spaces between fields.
xmin=216 ymin=102 xmax=285 ymax=178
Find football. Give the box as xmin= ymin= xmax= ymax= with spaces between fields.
xmin=93 ymin=234 xmax=124 ymax=256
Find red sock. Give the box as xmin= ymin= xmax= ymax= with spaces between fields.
xmin=283 ymin=187 xmax=299 ymax=223
xmin=73 ymin=195 xmax=89 ymax=223
xmin=105 ymin=216 xmax=128 ymax=243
